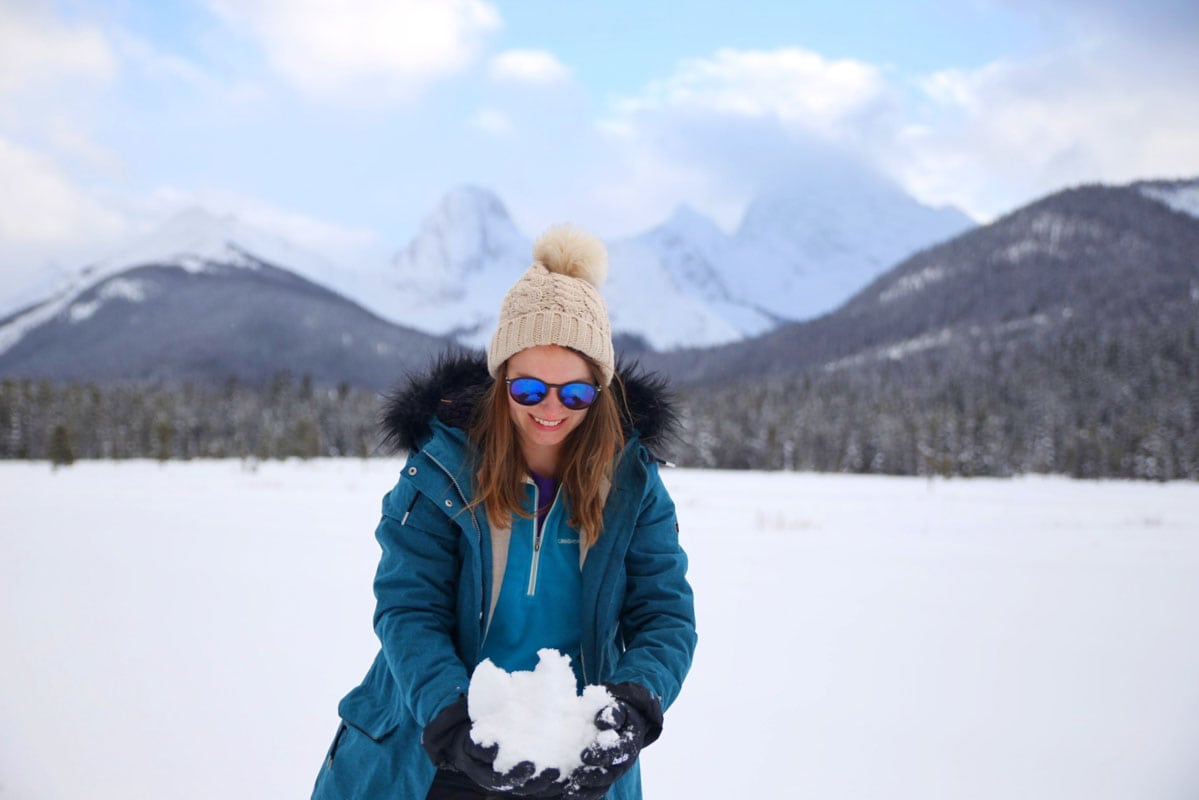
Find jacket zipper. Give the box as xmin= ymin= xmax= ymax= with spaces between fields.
xmin=527 ymin=530 xmax=542 ymax=596
xmin=527 ymin=483 xmax=542 ymax=596
xmin=526 ymin=484 xmax=560 ymax=597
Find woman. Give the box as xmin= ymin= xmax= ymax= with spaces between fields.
xmin=311 ymin=225 xmax=697 ymax=800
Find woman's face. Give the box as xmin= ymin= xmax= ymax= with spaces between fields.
xmin=505 ymin=345 xmax=593 ymax=466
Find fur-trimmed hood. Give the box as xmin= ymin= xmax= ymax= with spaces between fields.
xmin=380 ymin=350 xmax=678 ymax=457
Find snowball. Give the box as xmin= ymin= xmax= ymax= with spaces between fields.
xmin=468 ymin=649 xmax=620 ymax=776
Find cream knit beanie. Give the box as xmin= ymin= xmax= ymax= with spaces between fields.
xmin=487 ymin=224 xmax=615 ymax=385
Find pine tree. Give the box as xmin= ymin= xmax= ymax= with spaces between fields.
xmin=49 ymin=424 xmax=75 ymax=468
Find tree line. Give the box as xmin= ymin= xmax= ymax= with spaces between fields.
xmin=5 ymin=318 xmax=1196 ymax=480
xmin=2 ymin=373 xmax=382 ymax=465
xmin=669 ymin=318 xmax=1199 ymax=481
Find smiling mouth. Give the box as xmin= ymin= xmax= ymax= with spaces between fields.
xmin=532 ymin=416 xmax=564 ymax=428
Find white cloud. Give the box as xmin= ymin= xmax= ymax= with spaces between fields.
xmin=485 ymin=107 xmax=760 ymax=240
xmin=572 ymin=47 xmax=903 ymax=233
xmin=488 ymin=49 xmax=571 ymax=85
xmin=602 ymin=39 xmax=1199 ymax=224
xmin=617 ymin=47 xmax=889 ymax=138
xmin=0 ymin=138 xmax=125 ymax=245
xmin=0 ymin=3 xmax=118 ymax=95
xmin=889 ymin=41 xmax=1199 ymax=219
xmin=0 ymin=137 xmax=131 ymax=305
xmin=205 ymin=0 xmax=501 ymax=100
xmin=142 ymin=187 xmax=383 ymax=262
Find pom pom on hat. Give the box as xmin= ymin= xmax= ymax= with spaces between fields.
xmin=488 ymin=225 xmax=615 ymax=385
xmin=533 ymin=224 xmax=608 ymax=287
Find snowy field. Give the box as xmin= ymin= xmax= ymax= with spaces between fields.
xmin=3 ymin=459 xmax=1199 ymax=800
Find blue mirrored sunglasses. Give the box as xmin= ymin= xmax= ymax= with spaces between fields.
xmin=505 ymin=377 xmax=601 ymax=410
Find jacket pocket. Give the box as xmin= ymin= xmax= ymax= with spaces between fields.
xmin=325 ymin=722 xmax=349 ymax=767
xmin=336 ymin=653 xmax=405 ymax=741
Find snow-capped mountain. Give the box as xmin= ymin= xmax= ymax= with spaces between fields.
xmin=649 ymin=180 xmax=1199 ymax=386
xmin=723 ymin=168 xmax=975 ymax=324
xmin=0 ymin=174 xmax=978 ymax=386
xmin=374 ymin=179 xmax=973 ymax=352
xmin=618 ymin=206 xmax=779 ymax=338
xmin=0 ymin=208 xmax=348 ymax=355
xmin=0 ymin=210 xmax=449 ymax=388
xmin=384 ymin=186 xmax=531 ymax=345
xmin=371 ymin=186 xmax=756 ymax=351
xmin=604 ymin=236 xmax=744 ymax=349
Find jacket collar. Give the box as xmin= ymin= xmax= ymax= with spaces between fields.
xmin=380 ymin=350 xmax=678 ymax=458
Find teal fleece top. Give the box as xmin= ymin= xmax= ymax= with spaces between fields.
xmin=478 ymin=478 xmax=586 ymax=685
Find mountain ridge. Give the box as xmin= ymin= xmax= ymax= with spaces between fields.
xmin=0 ymin=173 xmax=976 ymax=361
xmin=7 ymin=177 xmax=1190 ymax=395
xmin=647 ymin=181 xmax=1199 ymax=386
xmin=0 ymin=254 xmax=449 ymax=390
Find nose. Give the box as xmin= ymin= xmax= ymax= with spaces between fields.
xmin=537 ymin=392 xmax=567 ymax=415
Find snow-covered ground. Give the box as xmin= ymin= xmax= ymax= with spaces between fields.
xmin=2 ymin=460 xmax=1197 ymax=799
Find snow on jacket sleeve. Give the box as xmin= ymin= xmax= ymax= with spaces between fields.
xmin=609 ymin=459 xmax=697 ymax=711
xmin=372 ymin=479 xmax=472 ymax=728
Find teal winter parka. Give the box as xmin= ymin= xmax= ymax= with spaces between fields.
xmin=311 ymin=353 xmax=697 ymax=800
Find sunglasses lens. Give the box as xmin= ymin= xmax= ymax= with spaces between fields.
xmin=508 ymin=378 xmax=548 ymax=406
xmin=559 ymin=382 xmax=598 ymax=410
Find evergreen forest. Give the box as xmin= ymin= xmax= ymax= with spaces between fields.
xmin=7 ymin=314 xmax=1196 ymax=480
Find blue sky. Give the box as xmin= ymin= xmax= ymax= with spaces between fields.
xmin=2 ymin=0 xmax=1197 ymax=301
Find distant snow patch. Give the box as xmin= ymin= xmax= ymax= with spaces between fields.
xmin=878 ymin=265 xmax=949 ymax=304
xmin=999 ymin=240 xmax=1048 ymax=263
xmin=999 ymin=210 xmax=1109 ymax=264
xmin=1002 ymin=213 xmax=1108 ymax=263
xmin=0 ymin=301 xmax=60 ymax=355
xmin=970 ymin=313 xmax=1052 ymax=338
xmin=822 ymin=311 xmax=1056 ymax=373
xmin=1140 ymin=184 xmax=1199 ymax=218
xmin=883 ymin=328 xmax=955 ymax=360
xmin=67 ymin=301 xmax=100 ymax=323
xmin=176 ymin=255 xmax=215 ymax=274
xmin=103 ymin=278 xmax=150 ymax=303
xmin=821 ymin=327 xmax=956 ymax=371
xmin=68 ymin=278 xmax=151 ymax=323
xmin=67 ymin=278 xmax=152 ymax=321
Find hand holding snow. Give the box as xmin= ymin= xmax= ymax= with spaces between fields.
xmin=468 ymin=649 xmax=620 ymax=777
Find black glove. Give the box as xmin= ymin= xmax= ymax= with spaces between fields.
xmin=422 ymin=696 xmax=566 ymax=797
xmin=563 ymin=682 xmax=663 ymax=800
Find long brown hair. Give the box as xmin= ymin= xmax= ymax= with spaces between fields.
xmin=468 ymin=354 xmax=625 ymax=546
